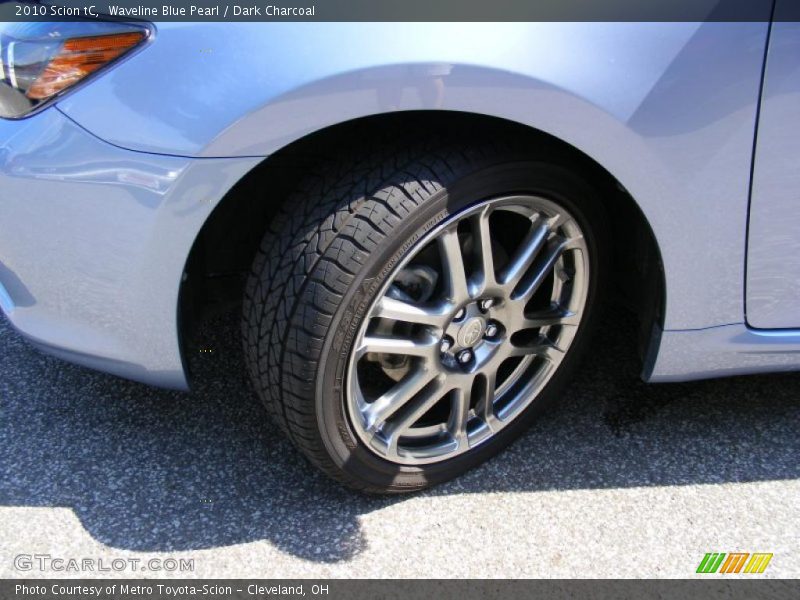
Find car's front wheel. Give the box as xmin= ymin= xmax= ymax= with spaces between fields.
xmin=242 ymin=140 xmax=605 ymax=493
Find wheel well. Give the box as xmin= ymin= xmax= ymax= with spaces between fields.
xmin=179 ymin=111 xmax=664 ymax=381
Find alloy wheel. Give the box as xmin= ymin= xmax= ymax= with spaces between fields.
xmin=346 ymin=195 xmax=589 ymax=465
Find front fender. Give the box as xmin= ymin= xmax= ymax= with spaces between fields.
xmin=58 ymin=22 xmax=706 ymax=158
xmin=59 ymin=21 xmax=769 ymax=332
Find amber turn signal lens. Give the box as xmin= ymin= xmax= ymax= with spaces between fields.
xmin=26 ymin=32 xmax=145 ymax=100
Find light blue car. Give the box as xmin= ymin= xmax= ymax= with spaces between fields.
xmin=1 ymin=13 xmax=798 ymax=492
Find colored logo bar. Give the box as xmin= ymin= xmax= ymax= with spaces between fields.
xmin=697 ymin=553 xmax=773 ymax=574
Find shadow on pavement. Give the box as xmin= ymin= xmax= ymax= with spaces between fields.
xmin=1 ymin=307 xmax=798 ymax=562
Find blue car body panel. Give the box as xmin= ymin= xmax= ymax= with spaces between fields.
xmin=2 ymin=14 xmax=800 ymax=388
xmin=0 ymin=108 xmax=259 ymax=388
xmin=746 ymin=17 xmax=800 ymax=330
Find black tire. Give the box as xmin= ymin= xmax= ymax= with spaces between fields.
xmin=242 ymin=138 xmax=607 ymax=493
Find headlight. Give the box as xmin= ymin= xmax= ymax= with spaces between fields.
xmin=0 ymin=21 xmax=150 ymax=119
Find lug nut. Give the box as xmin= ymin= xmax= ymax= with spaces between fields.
xmin=479 ymin=298 xmax=495 ymax=311
xmin=440 ymin=337 xmax=453 ymax=353
xmin=454 ymin=308 xmax=466 ymax=320
xmin=485 ymin=323 xmax=499 ymax=338
xmin=457 ymin=349 xmax=473 ymax=364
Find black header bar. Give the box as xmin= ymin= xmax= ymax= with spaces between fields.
xmin=0 ymin=0 xmax=792 ymax=23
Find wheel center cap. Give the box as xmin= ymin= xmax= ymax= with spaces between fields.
xmin=458 ymin=317 xmax=486 ymax=348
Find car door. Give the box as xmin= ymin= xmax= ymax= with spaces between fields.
xmin=746 ymin=2 xmax=800 ymax=329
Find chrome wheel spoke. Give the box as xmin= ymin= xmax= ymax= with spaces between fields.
xmin=520 ymin=307 xmax=581 ymax=329
xmin=476 ymin=370 xmax=498 ymax=431
xmin=507 ymin=337 xmax=565 ymax=362
xmin=498 ymin=215 xmax=549 ymax=291
xmin=511 ymin=235 xmax=573 ymax=302
xmin=384 ymin=378 xmax=448 ymax=455
xmin=363 ymin=368 xmax=436 ymax=432
xmin=372 ymin=296 xmax=451 ymax=329
xmin=449 ymin=382 xmax=472 ymax=448
xmin=470 ymin=207 xmax=497 ymax=295
xmin=438 ymin=229 xmax=470 ymax=302
xmin=356 ymin=335 xmax=437 ymax=359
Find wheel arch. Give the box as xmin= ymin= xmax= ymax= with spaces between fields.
xmin=178 ymin=111 xmax=665 ymax=386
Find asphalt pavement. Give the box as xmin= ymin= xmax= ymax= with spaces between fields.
xmin=1 ymin=307 xmax=798 ymax=578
